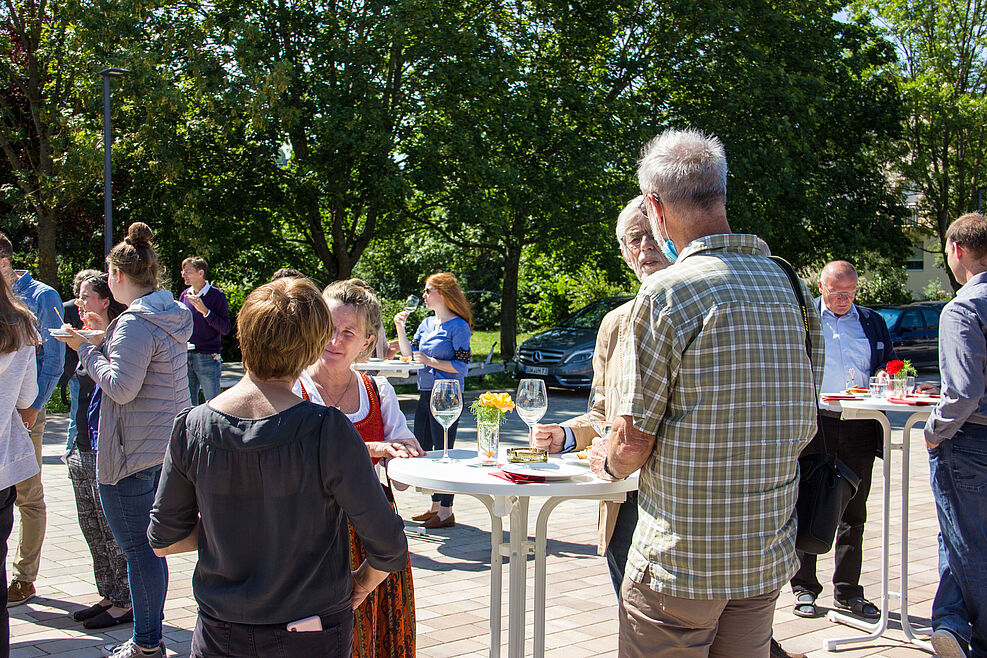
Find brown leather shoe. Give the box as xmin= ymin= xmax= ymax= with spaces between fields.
xmin=422 ymin=513 xmax=455 ymax=529
xmin=412 ymin=510 xmax=438 ymax=522
xmin=770 ymin=638 xmax=805 ymax=658
xmin=7 ymin=580 xmax=35 ymax=608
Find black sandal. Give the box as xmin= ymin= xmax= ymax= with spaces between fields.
xmin=83 ymin=608 xmax=133 ymax=629
xmin=834 ymin=596 xmax=880 ymax=620
xmin=71 ymin=601 xmax=111 ymax=622
xmin=793 ymin=592 xmax=818 ymax=618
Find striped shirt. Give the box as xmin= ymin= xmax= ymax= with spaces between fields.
xmin=617 ymin=233 xmax=824 ymax=599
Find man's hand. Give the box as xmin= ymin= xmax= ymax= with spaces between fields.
xmin=917 ymin=383 xmax=941 ymax=395
xmin=605 ymin=414 xmax=656 ymax=479
xmin=532 ymin=424 xmax=565 ymax=453
xmin=188 ymin=295 xmax=208 ymax=316
xmin=18 ymin=408 xmax=39 ymax=430
xmin=588 ymin=436 xmax=612 ymax=480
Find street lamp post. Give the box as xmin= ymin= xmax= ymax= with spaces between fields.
xmin=100 ymin=67 xmax=128 ymax=258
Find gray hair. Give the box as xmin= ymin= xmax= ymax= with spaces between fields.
xmin=637 ymin=129 xmax=728 ymax=208
xmin=615 ymin=195 xmax=647 ymax=246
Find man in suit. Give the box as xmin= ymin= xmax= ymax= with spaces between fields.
xmin=533 ymin=195 xmax=669 ymax=592
xmin=790 ymin=260 xmax=896 ymax=621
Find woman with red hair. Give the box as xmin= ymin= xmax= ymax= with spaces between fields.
xmin=394 ymin=272 xmax=472 ymax=528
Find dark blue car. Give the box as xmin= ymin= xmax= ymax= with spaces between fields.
xmin=869 ymin=302 xmax=945 ymax=369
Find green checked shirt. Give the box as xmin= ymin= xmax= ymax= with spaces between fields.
xmin=617 ymin=233 xmax=824 ymax=600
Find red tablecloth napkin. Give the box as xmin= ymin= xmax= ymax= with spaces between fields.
xmin=888 ymin=397 xmax=933 ymax=406
xmin=490 ymin=470 xmax=546 ymax=484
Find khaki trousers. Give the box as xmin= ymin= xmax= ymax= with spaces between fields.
xmin=12 ymin=410 xmax=46 ymax=583
xmin=618 ymin=575 xmax=778 ymax=658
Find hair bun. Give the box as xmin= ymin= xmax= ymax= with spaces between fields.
xmin=125 ymin=222 xmax=154 ymax=248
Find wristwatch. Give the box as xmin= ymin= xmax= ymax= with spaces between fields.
xmin=603 ymin=457 xmax=625 ymax=480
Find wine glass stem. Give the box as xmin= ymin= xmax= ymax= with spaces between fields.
xmin=442 ymin=427 xmax=449 ymax=460
xmin=528 ymin=424 xmax=534 ymax=449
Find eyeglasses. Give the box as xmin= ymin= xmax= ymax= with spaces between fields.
xmin=821 ymin=283 xmax=856 ymax=301
xmin=623 ymin=230 xmax=656 ymax=249
xmin=423 ymin=287 xmax=435 ymax=296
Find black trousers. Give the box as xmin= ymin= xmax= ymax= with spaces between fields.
xmin=791 ymin=414 xmax=878 ymax=601
xmin=191 ymin=608 xmax=353 ymax=658
xmin=0 ymin=485 xmax=16 ymax=658
xmin=605 ymin=491 xmax=638 ymax=596
xmin=414 ymin=391 xmax=459 ymax=507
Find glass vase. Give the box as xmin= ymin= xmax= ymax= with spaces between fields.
xmin=893 ymin=376 xmax=908 ymax=398
xmin=476 ymin=420 xmax=500 ymax=466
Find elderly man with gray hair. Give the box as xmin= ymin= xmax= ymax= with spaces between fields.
xmin=604 ymin=129 xmax=824 ymax=657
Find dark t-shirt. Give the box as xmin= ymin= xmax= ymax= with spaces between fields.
xmin=148 ymin=401 xmax=408 ymax=624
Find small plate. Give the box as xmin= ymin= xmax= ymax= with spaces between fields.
xmin=561 ymin=452 xmax=591 ymax=467
xmin=49 ymin=328 xmax=104 ymax=338
xmin=500 ymin=460 xmax=586 ymax=480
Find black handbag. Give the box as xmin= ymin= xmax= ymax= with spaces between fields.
xmin=770 ymin=256 xmax=861 ymax=555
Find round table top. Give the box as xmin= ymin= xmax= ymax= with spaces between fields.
xmin=820 ymin=395 xmax=938 ymax=414
xmin=387 ymin=449 xmax=639 ymax=497
xmin=353 ymin=359 xmax=424 ymax=373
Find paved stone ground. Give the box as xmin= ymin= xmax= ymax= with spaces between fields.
xmin=10 ymin=392 xmax=938 ymax=657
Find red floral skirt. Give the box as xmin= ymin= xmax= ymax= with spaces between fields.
xmin=349 ymin=503 xmax=416 ymax=658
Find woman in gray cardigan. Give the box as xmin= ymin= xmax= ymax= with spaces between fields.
xmin=56 ymin=222 xmax=192 ymax=658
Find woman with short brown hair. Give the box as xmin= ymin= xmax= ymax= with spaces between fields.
xmin=150 ymin=277 xmax=408 ymax=658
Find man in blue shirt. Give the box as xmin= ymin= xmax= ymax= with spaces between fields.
xmin=0 ymin=232 xmax=64 ymax=607
xmin=790 ymin=260 xmax=895 ymax=622
xmin=179 ymin=257 xmax=231 ymax=404
xmin=924 ymin=213 xmax=987 ymax=658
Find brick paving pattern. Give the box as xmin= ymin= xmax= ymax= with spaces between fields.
xmin=10 ymin=405 xmax=936 ymax=657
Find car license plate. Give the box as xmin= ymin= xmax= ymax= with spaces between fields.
xmin=526 ymin=366 xmax=548 ymax=375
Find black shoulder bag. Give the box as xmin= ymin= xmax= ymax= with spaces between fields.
xmin=770 ymin=256 xmax=861 ymax=555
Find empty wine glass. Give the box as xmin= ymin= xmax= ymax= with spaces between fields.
xmin=516 ymin=379 xmax=548 ymax=448
xmin=587 ymin=386 xmax=617 ymax=439
xmin=404 ymin=295 xmax=420 ymax=313
xmin=430 ymin=380 xmax=463 ymax=463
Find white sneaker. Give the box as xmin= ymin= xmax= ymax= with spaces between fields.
xmin=101 ymin=639 xmax=165 ymax=657
xmin=931 ymin=629 xmax=968 ymax=658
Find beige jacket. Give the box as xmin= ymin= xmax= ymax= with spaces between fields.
xmin=562 ymin=300 xmax=633 ymax=555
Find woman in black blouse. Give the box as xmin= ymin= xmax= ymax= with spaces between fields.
xmin=149 ymin=278 xmax=408 ymax=658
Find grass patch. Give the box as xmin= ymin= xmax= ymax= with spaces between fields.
xmin=470 ymin=329 xmax=535 ymax=362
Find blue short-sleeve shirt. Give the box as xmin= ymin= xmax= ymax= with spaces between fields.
xmin=412 ymin=315 xmax=472 ymax=391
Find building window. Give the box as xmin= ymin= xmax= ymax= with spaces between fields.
xmin=906 ymin=246 xmax=924 ymax=271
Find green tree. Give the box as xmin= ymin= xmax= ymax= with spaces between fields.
xmin=853 ymin=0 xmax=987 ymax=291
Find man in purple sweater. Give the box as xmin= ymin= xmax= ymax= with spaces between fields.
xmin=179 ymin=257 xmax=231 ymax=404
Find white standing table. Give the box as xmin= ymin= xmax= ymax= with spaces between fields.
xmin=818 ymin=397 xmax=934 ymax=652
xmin=352 ymin=359 xmax=423 ymax=379
xmin=388 ymin=448 xmax=637 ymax=658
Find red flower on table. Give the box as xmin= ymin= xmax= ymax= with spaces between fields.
xmin=886 ymin=360 xmax=905 ymax=376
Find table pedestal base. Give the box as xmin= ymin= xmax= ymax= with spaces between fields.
xmin=414 ymin=487 xmax=628 ymax=658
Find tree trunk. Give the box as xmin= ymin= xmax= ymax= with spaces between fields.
xmin=36 ymin=207 xmax=58 ymax=286
xmin=499 ymin=242 xmax=522 ymax=359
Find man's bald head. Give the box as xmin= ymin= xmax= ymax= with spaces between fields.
xmin=820 ymin=260 xmax=858 ymax=284
xmin=818 ymin=260 xmax=858 ymax=317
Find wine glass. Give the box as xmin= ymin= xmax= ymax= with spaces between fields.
xmin=587 ymin=386 xmax=617 ymax=439
xmin=430 ymin=380 xmax=463 ymax=463
xmin=404 ymin=295 xmax=420 ymax=313
xmin=516 ymin=378 xmax=548 ymax=448
xmin=844 ymin=367 xmax=856 ymax=391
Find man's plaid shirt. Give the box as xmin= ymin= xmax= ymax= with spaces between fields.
xmin=617 ymin=234 xmax=824 ymax=600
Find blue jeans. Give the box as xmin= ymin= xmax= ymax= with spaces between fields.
xmin=929 ymin=423 xmax=987 ymax=655
xmin=188 ymin=352 xmax=222 ymax=404
xmin=66 ymin=376 xmax=80 ymax=450
xmin=99 ymin=467 xmax=168 ymax=651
